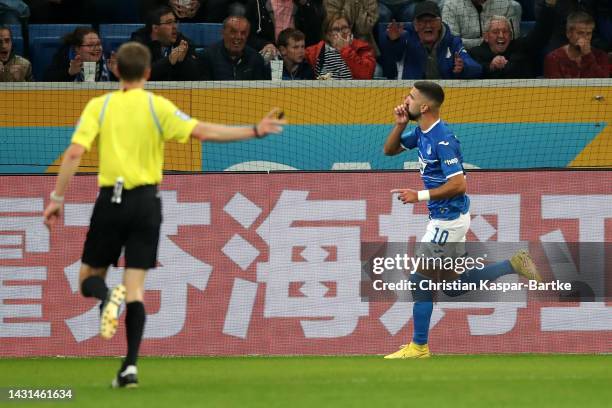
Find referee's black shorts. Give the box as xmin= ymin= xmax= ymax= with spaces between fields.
xmin=82 ymin=185 xmax=161 ymax=270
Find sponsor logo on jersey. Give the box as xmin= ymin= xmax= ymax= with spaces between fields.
xmin=444 ymin=157 xmax=459 ymax=166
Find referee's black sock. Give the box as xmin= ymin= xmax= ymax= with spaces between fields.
xmin=80 ymin=276 xmax=108 ymax=301
xmin=122 ymin=301 xmax=146 ymax=371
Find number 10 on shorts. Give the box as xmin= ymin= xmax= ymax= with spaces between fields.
xmin=430 ymin=227 xmax=449 ymax=245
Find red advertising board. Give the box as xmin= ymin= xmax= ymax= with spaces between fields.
xmin=0 ymin=171 xmax=610 ymax=356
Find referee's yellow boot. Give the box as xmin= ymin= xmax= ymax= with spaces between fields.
xmin=510 ymin=250 xmax=542 ymax=282
xmin=100 ymin=284 xmax=126 ymax=340
xmin=384 ymin=342 xmax=431 ymax=359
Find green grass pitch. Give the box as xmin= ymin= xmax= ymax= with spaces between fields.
xmin=1 ymin=355 xmax=610 ymax=407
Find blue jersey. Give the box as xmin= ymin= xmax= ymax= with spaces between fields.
xmin=400 ymin=119 xmax=470 ymax=220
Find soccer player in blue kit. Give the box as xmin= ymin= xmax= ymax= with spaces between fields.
xmin=383 ymin=81 xmax=541 ymax=358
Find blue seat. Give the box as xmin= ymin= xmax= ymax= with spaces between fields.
xmin=99 ymin=24 xmax=144 ymax=52
xmin=179 ymin=23 xmax=223 ymax=51
xmin=31 ymin=38 xmax=68 ymax=81
xmin=28 ymin=24 xmax=86 ymax=49
xmin=7 ymin=24 xmax=23 ymax=56
xmin=29 ymin=24 xmax=90 ymax=81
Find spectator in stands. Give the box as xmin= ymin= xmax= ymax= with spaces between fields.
xmin=534 ymin=0 xmax=593 ymax=51
xmin=377 ymin=0 xmax=418 ymax=24
xmin=324 ymin=0 xmax=379 ymax=54
xmin=199 ymin=15 xmax=271 ymax=79
xmin=0 ymin=0 xmax=29 ymax=25
xmin=442 ymin=0 xmax=522 ymax=50
xmin=44 ymin=27 xmax=117 ymax=82
xmin=544 ymin=11 xmax=609 ymax=78
xmin=468 ymin=0 xmax=557 ymax=78
xmin=304 ymin=13 xmax=376 ymax=79
xmin=0 ymin=25 xmax=32 ymax=81
xmin=277 ymin=27 xmax=314 ymax=79
xmin=380 ymin=1 xmax=482 ymax=79
xmin=130 ymin=6 xmax=200 ymax=80
xmin=245 ymin=0 xmax=325 ymax=61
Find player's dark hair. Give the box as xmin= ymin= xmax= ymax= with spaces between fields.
xmin=116 ymin=42 xmax=151 ymax=81
xmin=414 ymin=81 xmax=445 ymax=107
xmin=146 ymin=6 xmax=175 ymax=31
xmin=277 ymin=28 xmax=305 ymax=48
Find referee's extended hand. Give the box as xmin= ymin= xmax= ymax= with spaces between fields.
xmin=43 ymin=201 xmax=63 ymax=229
xmin=391 ymin=188 xmax=418 ymax=204
xmin=255 ymin=108 xmax=287 ymax=138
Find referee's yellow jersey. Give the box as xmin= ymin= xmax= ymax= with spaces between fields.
xmin=71 ymin=88 xmax=198 ymax=189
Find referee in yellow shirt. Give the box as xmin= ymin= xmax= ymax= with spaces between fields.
xmin=43 ymin=42 xmax=285 ymax=388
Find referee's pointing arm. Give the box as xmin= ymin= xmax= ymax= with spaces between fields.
xmin=191 ymin=107 xmax=286 ymax=142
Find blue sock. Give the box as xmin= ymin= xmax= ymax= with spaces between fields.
xmin=413 ymin=301 xmax=433 ymax=345
xmin=410 ymin=272 xmax=433 ymax=345
xmin=443 ymin=260 xmax=514 ymax=297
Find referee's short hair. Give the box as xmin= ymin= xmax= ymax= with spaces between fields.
xmin=116 ymin=42 xmax=151 ymax=82
xmin=414 ymin=81 xmax=445 ymax=107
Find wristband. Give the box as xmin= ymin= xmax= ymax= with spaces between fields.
xmin=417 ymin=190 xmax=430 ymax=202
xmin=253 ymin=125 xmax=263 ymax=138
xmin=50 ymin=191 xmax=64 ymax=204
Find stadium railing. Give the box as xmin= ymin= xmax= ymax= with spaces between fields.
xmin=0 ymin=79 xmax=610 ymax=172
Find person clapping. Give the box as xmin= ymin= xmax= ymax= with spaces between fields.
xmin=44 ymin=27 xmax=117 ymax=82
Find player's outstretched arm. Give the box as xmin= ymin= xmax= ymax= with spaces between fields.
xmin=191 ymin=108 xmax=286 ymax=142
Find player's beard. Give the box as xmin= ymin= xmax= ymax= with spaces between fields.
xmin=407 ymin=109 xmax=421 ymax=121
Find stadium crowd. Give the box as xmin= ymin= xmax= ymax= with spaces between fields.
xmin=0 ymin=0 xmax=610 ymax=81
